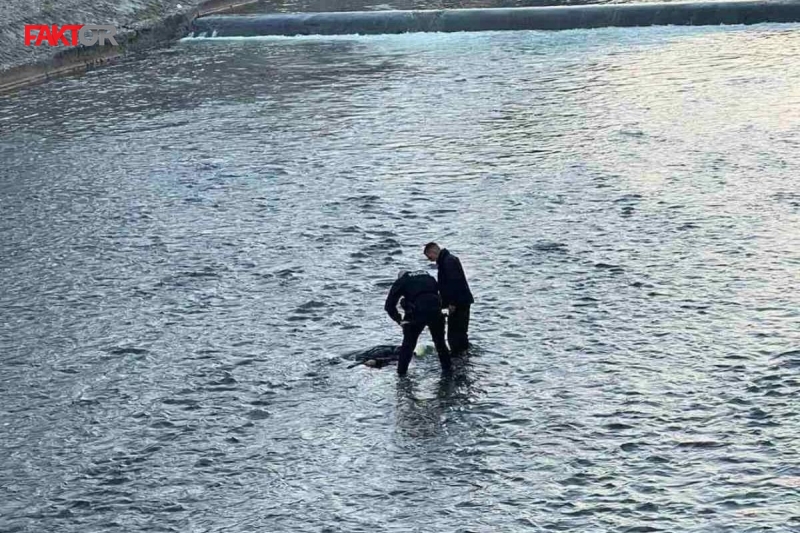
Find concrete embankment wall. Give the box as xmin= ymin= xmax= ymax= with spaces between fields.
xmin=192 ymin=0 xmax=800 ymax=36
xmin=0 ymin=0 xmax=259 ymax=94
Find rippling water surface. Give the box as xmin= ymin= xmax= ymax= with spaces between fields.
xmin=2 ymin=22 xmax=800 ymax=533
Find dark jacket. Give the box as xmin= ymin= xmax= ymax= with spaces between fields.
xmin=436 ymin=249 xmax=474 ymax=308
xmin=384 ymin=271 xmax=442 ymax=325
xmin=346 ymin=345 xmax=402 ymax=366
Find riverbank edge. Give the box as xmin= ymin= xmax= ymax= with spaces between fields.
xmin=191 ymin=0 xmax=800 ymax=37
xmin=0 ymin=0 xmax=260 ymax=96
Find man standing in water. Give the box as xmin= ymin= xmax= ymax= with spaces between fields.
xmin=385 ymin=270 xmax=451 ymax=376
xmin=423 ymin=243 xmax=474 ymax=355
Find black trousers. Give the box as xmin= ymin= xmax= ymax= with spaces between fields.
xmin=397 ymin=313 xmax=451 ymax=376
xmin=448 ymin=304 xmax=471 ymax=355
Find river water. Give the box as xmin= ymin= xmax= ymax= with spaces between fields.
xmin=2 ymin=21 xmax=800 ymax=533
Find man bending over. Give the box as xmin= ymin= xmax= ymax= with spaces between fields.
xmin=385 ymin=270 xmax=451 ymax=376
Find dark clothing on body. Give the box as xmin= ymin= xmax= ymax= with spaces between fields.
xmin=345 ymin=345 xmax=402 ymax=368
xmin=435 ymin=249 xmax=474 ymax=308
xmin=435 ymin=249 xmax=474 ymax=354
xmin=398 ymin=317 xmax=448 ymax=375
xmin=385 ymin=271 xmax=451 ymax=375
xmin=447 ymin=304 xmax=471 ymax=354
xmin=385 ymin=271 xmax=441 ymax=325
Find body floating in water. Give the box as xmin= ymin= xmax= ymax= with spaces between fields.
xmin=344 ymin=345 xmax=403 ymax=369
xmin=344 ymin=344 xmax=431 ymax=369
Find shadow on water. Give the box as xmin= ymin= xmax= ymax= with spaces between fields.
xmin=394 ymin=354 xmax=479 ymax=440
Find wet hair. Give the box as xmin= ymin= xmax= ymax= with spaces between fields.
xmin=423 ymin=242 xmax=439 ymax=254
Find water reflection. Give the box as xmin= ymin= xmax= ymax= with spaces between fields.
xmin=394 ymin=358 xmax=479 ymax=440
